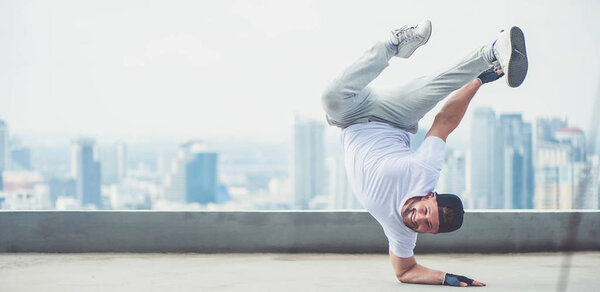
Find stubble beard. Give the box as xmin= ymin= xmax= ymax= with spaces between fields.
xmin=401 ymin=200 xmax=418 ymax=230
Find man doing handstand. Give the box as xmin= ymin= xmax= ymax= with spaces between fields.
xmin=321 ymin=20 xmax=528 ymax=287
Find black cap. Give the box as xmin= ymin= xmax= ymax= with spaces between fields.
xmin=435 ymin=192 xmax=465 ymax=233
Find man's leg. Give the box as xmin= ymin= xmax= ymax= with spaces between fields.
xmin=321 ymin=41 xmax=394 ymax=128
xmin=371 ymin=44 xmax=495 ymax=134
xmin=371 ymin=26 xmax=527 ymax=134
xmin=322 ymin=20 xmax=432 ymax=129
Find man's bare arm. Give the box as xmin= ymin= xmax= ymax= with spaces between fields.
xmin=389 ymin=251 xmax=445 ymax=284
xmin=425 ymin=79 xmax=481 ymax=142
xmin=389 ymin=250 xmax=486 ymax=287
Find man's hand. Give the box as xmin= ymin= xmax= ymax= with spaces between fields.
xmin=443 ymin=273 xmax=486 ymax=287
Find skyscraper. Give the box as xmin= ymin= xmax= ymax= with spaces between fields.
xmin=438 ymin=149 xmax=466 ymax=203
xmin=165 ymin=141 xmax=218 ymax=204
xmin=523 ymin=122 xmax=535 ymax=207
xmin=292 ymin=115 xmax=325 ymax=209
xmin=116 ymin=142 xmax=127 ymax=181
xmin=0 ymin=121 xmax=7 ymax=191
xmin=185 ymin=148 xmax=218 ymax=204
xmin=165 ymin=153 xmax=186 ymax=203
xmin=536 ymin=117 xmax=567 ymax=143
xmin=10 ymin=147 xmax=31 ymax=170
xmin=100 ymin=146 xmax=118 ymax=185
xmin=554 ymin=127 xmax=599 ymax=209
xmin=571 ymin=160 xmax=599 ymax=209
xmin=99 ymin=142 xmax=127 ymax=185
xmin=534 ymin=141 xmax=573 ymax=209
xmin=0 ymin=120 xmax=8 ymax=173
xmin=469 ymin=107 xmax=498 ymax=209
xmin=498 ymin=114 xmax=534 ymax=209
xmin=533 ymin=119 xmax=592 ymax=209
xmin=327 ymin=151 xmax=362 ymax=210
xmin=73 ymin=138 xmax=102 ymax=208
xmin=555 ymin=128 xmax=586 ymax=162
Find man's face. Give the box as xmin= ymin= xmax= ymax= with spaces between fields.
xmin=401 ymin=193 xmax=440 ymax=234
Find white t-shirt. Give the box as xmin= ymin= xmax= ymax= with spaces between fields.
xmin=341 ymin=122 xmax=445 ymax=258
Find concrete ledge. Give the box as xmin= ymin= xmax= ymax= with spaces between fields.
xmin=1 ymin=210 xmax=599 ymax=253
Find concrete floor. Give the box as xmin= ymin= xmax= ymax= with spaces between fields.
xmin=0 ymin=252 xmax=597 ymax=292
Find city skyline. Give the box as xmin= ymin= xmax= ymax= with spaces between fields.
xmin=1 ymin=0 xmax=599 ymax=143
xmin=1 ymin=101 xmax=599 ymax=211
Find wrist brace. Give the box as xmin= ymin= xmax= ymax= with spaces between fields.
xmin=443 ymin=273 xmax=474 ymax=286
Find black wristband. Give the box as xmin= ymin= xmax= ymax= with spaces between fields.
xmin=477 ymin=67 xmax=504 ymax=84
xmin=443 ymin=273 xmax=474 ymax=286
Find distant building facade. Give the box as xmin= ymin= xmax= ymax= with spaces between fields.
xmin=498 ymin=114 xmax=534 ymax=209
xmin=292 ymin=115 xmax=325 ymax=209
xmin=116 ymin=142 xmax=127 ymax=181
xmin=0 ymin=120 xmax=8 ymax=190
xmin=438 ymin=149 xmax=466 ymax=204
xmin=327 ymin=150 xmax=362 ymax=210
xmin=100 ymin=142 xmax=128 ymax=185
xmin=73 ymin=138 xmax=102 ymax=208
xmin=534 ymin=117 xmax=597 ymax=209
xmin=165 ymin=141 xmax=218 ymax=204
xmin=10 ymin=146 xmax=32 ymax=170
xmin=469 ymin=107 xmax=499 ymax=209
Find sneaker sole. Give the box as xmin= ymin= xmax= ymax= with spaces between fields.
xmin=506 ymin=26 xmax=528 ymax=87
xmin=403 ymin=21 xmax=432 ymax=58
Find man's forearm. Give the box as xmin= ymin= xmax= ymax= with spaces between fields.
xmin=435 ymin=79 xmax=481 ymax=131
xmin=397 ymin=263 xmax=445 ymax=285
xmin=425 ymin=79 xmax=481 ymax=141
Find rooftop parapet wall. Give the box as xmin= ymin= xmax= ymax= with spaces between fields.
xmin=0 ymin=210 xmax=598 ymax=253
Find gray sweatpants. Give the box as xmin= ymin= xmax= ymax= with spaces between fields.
xmin=322 ymin=41 xmax=494 ymax=133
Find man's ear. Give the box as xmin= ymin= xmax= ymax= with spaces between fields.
xmin=423 ymin=192 xmax=435 ymax=200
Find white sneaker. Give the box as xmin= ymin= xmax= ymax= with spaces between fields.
xmin=493 ymin=26 xmax=528 ymax=87
xmin=390 ymin=20 xmax=432 ymax=58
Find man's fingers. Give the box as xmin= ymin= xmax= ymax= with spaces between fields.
xmin=459 ymin=280 xmax=486 ymax=287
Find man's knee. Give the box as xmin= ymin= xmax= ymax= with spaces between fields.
xmin=321 ymin=84 xmax=346 ymax=113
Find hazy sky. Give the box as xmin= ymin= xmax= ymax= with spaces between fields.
xmin=1 ymin=0 xmax=599 ymax=145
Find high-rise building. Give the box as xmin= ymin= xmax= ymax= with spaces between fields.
xmin=100 ymin=147 xmax=118 ymax=185
xmin=73 ymin=138 xmax=102 ymax=208
xmin=165 ymin=141 xmax=218 ymax=204
xmin=185 ymin=150 xmax=218 ymax=204
xmin=116 ymin=142 xmax=127 ymax=181
xmin=327 ymin=151 xmax=362 ymax=210
xmin=584 ymin=155 xmax=599 ymax=209
xmin=523 ymin=122 xmax=535 ymax=207
xmin=292 ymin=115 xmax=325 ymax=209
xmin=555 ymin=128 xmax=586 ymax=162
xmin=10 ymin=147 xmax=31 ymax=170
xmin=165 ymin=153 xmax=186 ymax=203
xmin=536 ymin=117 xmax=567 ymax=143
xmin=0 ymin=120 xmax=8 ymax=174
xmin=534 ymin=141 xmax=573 ymax=209
xmin=533 ymin=119 xmax=595 ymax=209
xmin=571 ymin=158 xmax=599 ymax=209
xmin=99 ymin=142 xmax=127 ymax=185
xmin=438 ymin=149 xmax=466 ymax=203
xmin=498 ymin=114 xmax=534 ymax=209
xmin=469 ymin=107 xmax=498 ymax=209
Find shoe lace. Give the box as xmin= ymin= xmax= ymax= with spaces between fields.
xmin=395 ymin=25 xmax=417 ymax=41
